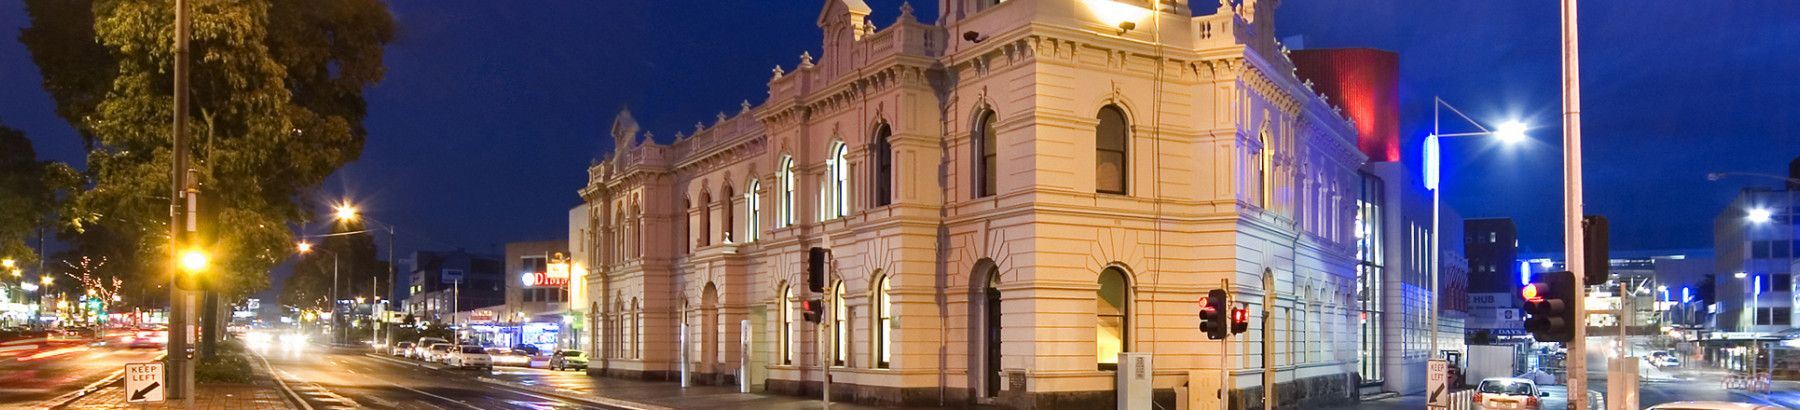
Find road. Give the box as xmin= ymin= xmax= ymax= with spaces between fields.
xmin=254 ymin=343 xmax=624 ymax=410
xmin=0 ymin=336 xmax=161 ymax=408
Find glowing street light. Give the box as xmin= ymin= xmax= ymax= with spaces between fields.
xmin=180 ymin=249 xmax=209 ymax=273
xmin=1736 ymin=271 xmax=1749 ymax=279
xmin=1 ymin=258 xmax=13 ymax=269
xmin=297 ymin=242 xmax=314 ymax=254
xmin=1747 ymin=208 xmax=1774 ymax=224
xmin=334 ymin=204 xmax=359 ymax=222
xmin=40 ymin=276 xmax=53 ymax=286
xmin=1495 ymin=121 xmax=1529 ymax=145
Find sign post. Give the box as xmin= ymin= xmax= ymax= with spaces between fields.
xmin=125 ymin=362 xmax=166 ymax=404
xmin=1427 ymin=359 xmax=1449 ymax=409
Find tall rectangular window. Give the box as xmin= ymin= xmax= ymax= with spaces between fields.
xmin=1355 ymin=172 xmax=1385 ymax=384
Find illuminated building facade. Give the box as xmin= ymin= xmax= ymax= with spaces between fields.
xmin=574 ymin=1 xmax=1373 ymax=408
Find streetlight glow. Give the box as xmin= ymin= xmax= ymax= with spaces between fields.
xmin=1747 ymin=208 xmax=1774 ymax=224
xmin=1 ymin=258 xmax=13 ymax=269
xmin=297 ymin=242 xmax=314 ymax=254
xmin=1736 ymin=271 xmax=1749 ymax=279
xmin=334 ymin=204 xmax=359 ymax=222
xmin=41 ymin=276 xmax=52 ymax=286
xmin=180 ymin=249 xmax=210 ymax=273
xmin=1495 ymin=120 xmax=1529 ymax=144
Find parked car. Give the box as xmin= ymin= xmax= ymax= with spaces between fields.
xmin=425 ymin=343 xmax=454 ymax=363
xmin=446 ymin=345 xmax=492 ymax=371
xmin=488 ymin=348 xmax=530 ymax=367
xmin=415 ymin=337 xmax=449 ymax=359
xmin=1473 ymin=377 xmax=1546 ymax=410
xmin=391 ymin=342 xmax=416 ymax=357
xmin=1646 ymin=402 xmax=1787 ymax=410
xmin=512 ymin=344 xmax=541 ymax=357
xmin=549 ymin=349 xmax=587 ymax=371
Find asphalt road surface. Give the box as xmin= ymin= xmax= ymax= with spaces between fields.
xmin=0 ymin=337 xmax=161 ymax=408
xmin=254 ymin=343 xmax=624 ymax=410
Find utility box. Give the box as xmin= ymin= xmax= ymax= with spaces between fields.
xmin=1184 ymin=370 xmax=1222 ymax=410
xmin=1118 ymin=353 xmax=1154 ymax=410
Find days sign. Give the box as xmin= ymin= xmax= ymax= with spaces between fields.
xmin=125 ymin=362 xmax=165 ymax=403
xmin=1426 ymin=359 xmax=1448 ymax=409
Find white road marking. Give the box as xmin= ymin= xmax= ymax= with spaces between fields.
xmin=253 ymin=351 xmax=316 ymax=410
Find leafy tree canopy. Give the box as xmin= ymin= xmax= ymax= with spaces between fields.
xmin=19 ymin=0 xmax=395 ymax=300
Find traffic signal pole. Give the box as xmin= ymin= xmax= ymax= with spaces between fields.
xmin=1561 ymin=1 xmax=1589 ymax=409
xmin=169 ymin=0 xmax=195 ymax=403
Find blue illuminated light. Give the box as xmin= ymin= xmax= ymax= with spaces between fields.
xmin=1756 ymin=275 xmax=1763 ymax=297
xmin=1518 ymin=260 xmax=1531 ymax=286
xmin=1683 ymin=287 xmax=1692 ymax=303
xmin=1423 ymin=135 xmax=1440 ymax=191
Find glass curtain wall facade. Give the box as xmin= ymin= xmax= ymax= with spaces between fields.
xmin=1356 ymin=172 xmax=1385 ymax=385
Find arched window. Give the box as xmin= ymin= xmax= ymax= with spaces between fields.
xmin=833 ymin=281 xmax=848 ymax=366
xmin=1095 ymin=105 xmax=1129 ymax=195
xmin=825 ymin=141 xmax=850 ymax=219
xmin=873 ymin=124 xmax=894 ymax=207
xmin=974 ymin=110 xmax=998 ymax=198
xmin=746 ymin=180 xmax=762 ymax=242
xmin=1096 ymin=267 xmax=1129 ymax=370
xmin=699 ymin=191 xmax=712 ymax=247
xmin=722 ymin=186 xmax=735 ymax=243
xmin=874 ymin=274 xmax=891 ymax=369
xmin=781 ymin=284 xmax=794 ymax=365
xmin=780 ymin=156 xmax=796 ymax=227
xmin=1258 ymin=131 xmax=1272 ymax=208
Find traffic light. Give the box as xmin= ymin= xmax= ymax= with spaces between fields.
xmin=802 ymin=298 xmax=823 ymax=323
xmin=1522 ymin=271 xmax=1577 ymax=342
xmin=1230 ymin=305 xmax=1249 ymax=335
xmin=1582 ymin=215 xmax=1610 ymax=286
xmin=807 ymin=247 xmax=828 ymax=293
xmin=1200 ymin=289 xmax=1229 ymax=340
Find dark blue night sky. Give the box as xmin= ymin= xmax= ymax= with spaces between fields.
xmin=2 ymin=1 xmax=1795 ymax=264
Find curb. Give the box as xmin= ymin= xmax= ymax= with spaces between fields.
xmin=45 ymin=370 xmax=125 ymax=409
xmin=46 ymin=352 xmax=164 ymax=409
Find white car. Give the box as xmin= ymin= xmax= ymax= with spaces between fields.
xmin=1646 ymin=402 xmax=1788 ymax=410
xmin=424 ymin=343 xmax=453 ymax=363
xmin=414 ymin=337 xmax=449 ymax=359
xmin=446 ymin=345 xmax=492 ymax=371
xmin=487 ymin=348 xmax=530 ymax=367
xmin=1473 ymin=377 xmax=1546 ymax=410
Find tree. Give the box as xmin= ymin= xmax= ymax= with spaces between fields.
xmin=0 ymin=123 xmax=78 ymax=268
xmin=278 ymin=223 xmax=387 ymax=311
xmin=18 ymin=0 xmax=395 ymax=301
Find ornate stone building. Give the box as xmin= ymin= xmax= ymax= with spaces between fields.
xmin=575 ymin=1 xmax=1368 ymax=408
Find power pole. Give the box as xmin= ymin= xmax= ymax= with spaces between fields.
xmin=168 ymin=0 xmax=197 ymax=403
xmin=1561 ymin=0 xmax=1589 ymax=409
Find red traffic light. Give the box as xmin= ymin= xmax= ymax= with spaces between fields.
xmin=1232 ymin=307 xmax=1248 ymax=324
xmin=1521 ymin=283 xmax=1542 ymax=301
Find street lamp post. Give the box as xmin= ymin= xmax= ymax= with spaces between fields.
xmin=1425 ymin=96 xmax=1528 ymax=360
xmin=298 ymin=242 xmax=341 ymax=345
xmin=333 ymin=204 xmax=398 ymax=347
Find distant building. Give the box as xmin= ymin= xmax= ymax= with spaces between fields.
xmin=1712 ymin=160 xmax=1797 ymax=343
xmin=404 ymin=250 xmax=505 ymax=325
xmin=1298 ymin=47 xmax=1466 ymax=397
xmin=1463 ymin=218 xmax=1525 ymax=341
